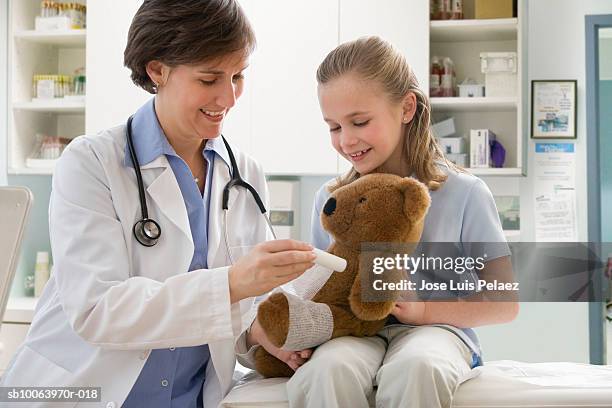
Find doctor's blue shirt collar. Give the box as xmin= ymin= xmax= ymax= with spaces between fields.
xmin=124 ymin=98 xmax=232 ymax=172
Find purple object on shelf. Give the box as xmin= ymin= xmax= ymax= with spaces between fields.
xmin=490 ymin=139 xmax=506 ymax=168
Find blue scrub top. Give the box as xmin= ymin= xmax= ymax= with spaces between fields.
xmin=122 ymin=98 xmax=232 ymax=407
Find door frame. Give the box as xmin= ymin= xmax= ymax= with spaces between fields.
xmin=585 ymin=14 xmax=612 ymax=365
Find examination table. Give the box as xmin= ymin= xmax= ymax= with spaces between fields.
xmin=221 ymin=360 xmax=612 ymax=407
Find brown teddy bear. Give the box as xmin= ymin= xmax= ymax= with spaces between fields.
xmin=253 ymin=173 xmax=431 ymax=378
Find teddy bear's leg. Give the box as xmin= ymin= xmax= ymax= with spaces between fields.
xmin=259 ymin=292 xmax=336 ymax=351
xmin=257 ymin=292 xmax=290 ymax=348
xmin=254 ymin=346 xmax=296 ymax=378
xmin=349 ymin=277 xmax=397 ymax=321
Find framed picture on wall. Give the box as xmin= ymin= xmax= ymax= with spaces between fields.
xmin=531 ymin=80 xmax=577 ymax=139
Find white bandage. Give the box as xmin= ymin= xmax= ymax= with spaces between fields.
xmin=313 ymin=248 xmax=347 ymax=272
xmin=282 ymin=292 xmax=334 ymax=351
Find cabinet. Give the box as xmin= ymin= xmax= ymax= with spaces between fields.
xmin=85 ymin=0 xmax=149 ymax=136
xmin=76 ymin=0 xmax=525 ymax=176
xmin=239 ymin=0 xmax=340 ymax=175
xmin=7 ymin=0 xmax=87 ymax=175
xmin=338 ymin=0 xmax=430 ymax=174
xmin=429 ymin=0 xmax=526 ymax=176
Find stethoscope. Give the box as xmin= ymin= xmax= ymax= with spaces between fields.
xmin=126 ymin=116 xmax=277 ymax=259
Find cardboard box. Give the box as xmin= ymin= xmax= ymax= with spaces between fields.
xmin=480 ymin=52 xmax=517 ymax=97
xmin=446 ymin=153 xmax=468 ymax=167
xmin=432 ymin=117 xmax=456 ymax=138
xmin=470 ymin=129 xmax=496 ymax=168
xmin=475 ymin=0 xmax=514 ymax=19
xmin=437 ymin=137 xmax=465 ymax=154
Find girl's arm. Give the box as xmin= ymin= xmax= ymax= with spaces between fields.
xmin=392 ymin=256 xmax=519 ymax=328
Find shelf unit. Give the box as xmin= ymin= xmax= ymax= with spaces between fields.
xmin=7 ymin=0 xmax=87 ymax=175
xmin=430 ymin=0 xmax=525 ymax=176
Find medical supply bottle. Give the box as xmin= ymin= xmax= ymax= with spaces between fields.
xmin=34 ymin=251 xmax=50 ymax=297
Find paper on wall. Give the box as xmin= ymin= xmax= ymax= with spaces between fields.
xmin=534 ymin=143 xmax=577 ymax=242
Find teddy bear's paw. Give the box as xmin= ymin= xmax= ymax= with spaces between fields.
xmin=254 ymin=346 xmax=295 ymax=378
xmin=257 ymin=292 xmax=290 ymax=348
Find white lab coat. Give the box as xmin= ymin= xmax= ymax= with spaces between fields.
xmin=0 ymin=123 xmax=271 ymax=407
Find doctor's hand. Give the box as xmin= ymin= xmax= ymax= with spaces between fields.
xmin=248 ymin=318 xmax=313 ymax=371
xmin=228 ymin=239 xmax=316 ymax=304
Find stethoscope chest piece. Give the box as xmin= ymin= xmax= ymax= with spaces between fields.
xmin=133 ymin=218 xmax=162 ymax=247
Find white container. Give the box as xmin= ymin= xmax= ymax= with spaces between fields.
xmin=34 ymin=251 xmax=50 ymax=297
xmin=432 ymin=117 xmax=456 ymax=138
xmin=480 ymin=52 xmax=517 ymax=97
xmin=470 ymin=129 xmax=496 ymax=168
xmin=446 ymin=153 xmax=468 ymax=167
xmin=458 ymin=83 xmax=484 ymax=97
xmin=437 ymin=137 xmax=465 ymax=154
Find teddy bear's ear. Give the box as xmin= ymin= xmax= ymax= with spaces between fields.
xmin=399 ymin=177 xmax=431 ymax=220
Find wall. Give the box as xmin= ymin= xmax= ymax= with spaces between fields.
xmin=478 ymin=0 xmax=612 ymax=363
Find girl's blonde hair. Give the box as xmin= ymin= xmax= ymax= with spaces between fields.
xmin=316 ymin=36 xmax=460 ymax=191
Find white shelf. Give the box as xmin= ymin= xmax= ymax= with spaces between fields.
xmin=8 ymin=166 xmax=54 ymax=175
xmin=13 ymin=99 xmax=85 ymax=113
xmin=13 ymin=29 xmax=86 ymax=47
xmin=467 ymin=167 xmax=523 ymax=176
xmin=3 ymin=297 xmax=38 ymax=323
xmin=431 ymin=97 xmax=517 ymax=112
xmin=430 ymin=18 xmax=517 ymax=42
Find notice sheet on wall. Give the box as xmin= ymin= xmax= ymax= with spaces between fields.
xmin=534 ymin=143 xmax=577 ymax=242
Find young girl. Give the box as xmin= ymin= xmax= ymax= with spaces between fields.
xmin=286 ymin=36 xmax=518 ymax=408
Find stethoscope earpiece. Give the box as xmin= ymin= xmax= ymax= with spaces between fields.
xmin=133 ymin=218 xmax=161 ymax=247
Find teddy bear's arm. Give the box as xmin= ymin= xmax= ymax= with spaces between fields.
xmin=348 ymin=254 xmax=402 ymax=321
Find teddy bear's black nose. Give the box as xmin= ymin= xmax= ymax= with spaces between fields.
xmin=323 ymin=197 xmax=336 ymax=216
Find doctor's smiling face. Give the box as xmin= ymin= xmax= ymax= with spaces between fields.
xmin=146 ymin=51 xmax=249 ymax=144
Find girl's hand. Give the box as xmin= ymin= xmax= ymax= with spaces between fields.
xmin=248 ymin=318 xmax=312 ymax=371
xmin=390 ymin=301 xmax=427 ymax=325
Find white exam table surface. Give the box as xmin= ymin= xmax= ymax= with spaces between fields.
xmin=221 ymin=360 xmax=612 ymax=408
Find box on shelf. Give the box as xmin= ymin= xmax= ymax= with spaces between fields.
xmin=25 ymin=158 xmax=58 ymax=170
xmin=470 ymin=129 xmax=496 ymax=168
xmin=35 ymin=16 xmax=72 ymax=31
xmin=474 ymin=0 xmax=515 ymax=19
xmin=446 ymin=153 xmax=468 ymax=167
xmin=432 ymin=117 xmax=456 ymax=138
xmin=458 ymin=83 xmax=485 ymax=98
xmin=437 ymin=137 xmax=465 ymax=154
xmin=480 ymin=52 xmax=517 ymax=97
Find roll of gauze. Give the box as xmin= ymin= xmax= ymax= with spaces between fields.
xmin=312 ymin=248 xmax=347 ymax=272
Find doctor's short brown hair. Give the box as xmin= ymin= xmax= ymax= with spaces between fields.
xmin=124 ymin=0 xmax=256 ymax=94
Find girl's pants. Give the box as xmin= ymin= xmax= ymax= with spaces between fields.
xmin=286 ymin=325 xmax=473 ymax=408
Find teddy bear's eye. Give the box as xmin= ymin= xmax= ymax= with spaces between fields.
xmin=359 ymin=197 xmax=367 ymax=203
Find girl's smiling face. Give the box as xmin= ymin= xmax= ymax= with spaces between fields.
xmin=317 ymin=72 xmax=414 ymax=175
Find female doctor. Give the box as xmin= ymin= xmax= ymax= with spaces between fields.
xmin=0 ymin=1 xmax=316 ymax=407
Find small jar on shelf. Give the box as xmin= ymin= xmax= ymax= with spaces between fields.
xmin=431 ymin=0 xmax=463 ymax=20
